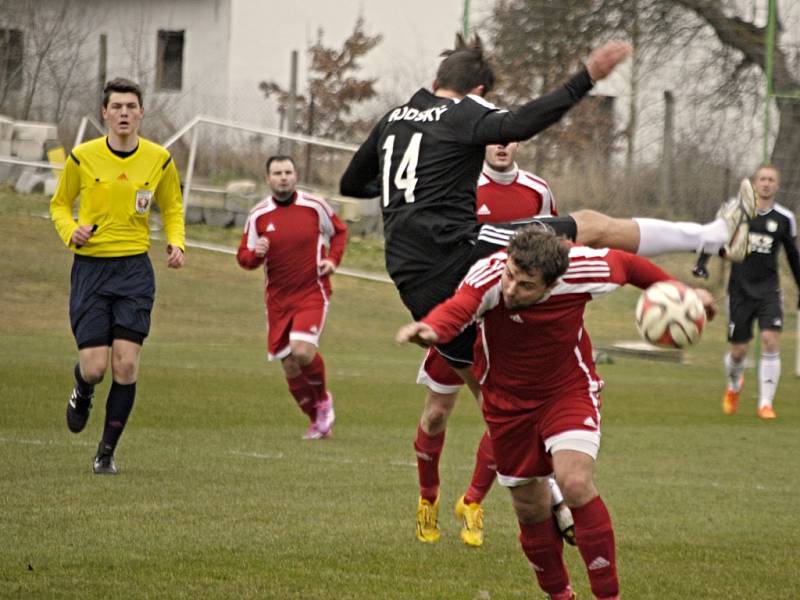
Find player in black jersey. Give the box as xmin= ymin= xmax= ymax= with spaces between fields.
xmin=722 ymin=165 xmax=800 ymax=419
xmin=341 ymin=35 xmax=630 ymax=360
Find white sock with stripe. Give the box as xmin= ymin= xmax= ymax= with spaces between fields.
xmin=633 ymin=217 xmax=727 ymax=256
xmin=758 ymin=352 xmax=780 ymax=409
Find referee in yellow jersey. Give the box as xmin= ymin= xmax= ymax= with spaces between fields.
xmin=50 ymin=78 xmax=186 ymax=474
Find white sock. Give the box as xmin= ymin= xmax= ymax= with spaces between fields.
xmin=758 ymin=352 xmax=780 ymax=409
xmin=633 ymin=217 xmax=727 ymax=256
xmin=549 ymin=477 xmax=564 ymax=507
xmin=724 ymin=352 xmax=745 ymax=391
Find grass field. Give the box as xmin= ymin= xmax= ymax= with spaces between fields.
xmin=1 ymin=191 xmax=799 ymax=599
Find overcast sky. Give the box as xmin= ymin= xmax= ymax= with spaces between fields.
xmin=233 ymin=0 xmax=494 ymax=101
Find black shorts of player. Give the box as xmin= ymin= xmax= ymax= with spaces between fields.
xmin=401 ymin=215 xmax=578 ymax=369
xmin=69 ymin=253 xmax=155 ymax=349
xmin=727 ymin=292 xmax=783 ymax=343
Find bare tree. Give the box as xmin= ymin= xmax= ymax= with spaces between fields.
xmin=259 ymin=16 xmax=382 ymax=143
xmin=671 ymin=0 xmax=800 ymax=208
xmin=0 ymin=0 xmax=101 ymax=134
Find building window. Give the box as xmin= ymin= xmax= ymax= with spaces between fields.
xmin=156 ymin=30 xmax=184 ymax=91
xmin=0 ymin=28 xmax=24 ymax=91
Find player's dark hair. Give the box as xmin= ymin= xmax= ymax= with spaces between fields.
xmin=508 ymin=225 xmax=570 ymax=286
xmin=266 ymin=155 xmax=297 ymax=173
xmin=435 ymin=33 xmax=495 ymax=96
xmin=102 ymin=78 xmax=143 ymax=107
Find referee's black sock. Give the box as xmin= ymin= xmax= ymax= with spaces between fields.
xmin=74 ymin=363 xmax=95 ymax=399
xmin=102 ymin=381 xmax=136 ymax=450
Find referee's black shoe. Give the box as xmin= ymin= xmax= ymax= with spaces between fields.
xmin=66 ymin=388 xmax=93 ymax=433
xmin=92 ymin=442 xmax=117 ymax=475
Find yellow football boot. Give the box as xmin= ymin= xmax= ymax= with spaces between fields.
xmin=455 ymin=495 xmax=484 ymax=547
xmin=416 ymin=496 xmax=440 ymax=543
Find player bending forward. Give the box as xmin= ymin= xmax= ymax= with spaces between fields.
xmin=397 ymin=226 xmax=713 ymax=600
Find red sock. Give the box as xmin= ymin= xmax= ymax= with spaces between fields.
xmin=286 ymin=374 xmax=316 ymax=421
xmin=414 ymin=425 xmax=445 ymax=502
xmin=464 ymin=429 xmax=496 ymax=504
xmin=572 ymin=496 xmax=618 ymax=599
xmin=518 ymin=517 xmax=571 ymax=595
xmin=300 ymin=353 xmax=327 ymax=403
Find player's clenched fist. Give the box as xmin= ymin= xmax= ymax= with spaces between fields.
xmin=254 ymin=236 xmax=270 ymax=257
xmin=585 ymin=40 xmax=632 ymax=82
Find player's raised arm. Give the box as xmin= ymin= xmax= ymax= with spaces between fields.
xmin=472 ymin=40 xmax=631 ymax=145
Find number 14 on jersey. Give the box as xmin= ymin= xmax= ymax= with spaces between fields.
xmin=382 ymin=133 xmax=422 ymax=207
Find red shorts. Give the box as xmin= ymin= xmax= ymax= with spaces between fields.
xmin=266 ymin=298 xmax=328 ymax=360
xmin=483 ymin=387 xmax=602 ymax=487
xmin=416 ymin=347 xmax=464 ymax=392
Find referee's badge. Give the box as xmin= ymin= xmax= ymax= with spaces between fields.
xmin=766 ymin=219 xmax=778 ymax=232
xmin=135 ymin=189 xmax=153 ymax=214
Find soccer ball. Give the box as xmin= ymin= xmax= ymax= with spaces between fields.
xmin=635 ymin=281 xmax=705 ymax=348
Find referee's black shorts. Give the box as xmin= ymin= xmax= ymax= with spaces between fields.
xmin=69 ymin=253 xmax=155 ymax=349
xmin=400 ymin=215 xmax=577 ymax=368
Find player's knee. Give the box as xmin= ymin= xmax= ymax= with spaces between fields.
xmin=421 ymin=395 xmax=455 ymax=432
xmin=557 ymin=471 xmax=597 ymax=507
xmin=111 ymin=356 xmax=139 ymax=384
xmin=80 ymin=355 xmax=108 ymax=384
xmin=290 ymin=341 xmax=317 ymax=365
xmin=510 ymin=481 xmax=552 ymax=523
xmin=760 ymin=334 xmax=780 ymax=353
xmin=571 ymin=209 xmax=607 ymax=246
xmin=81 ymin=366 xmax=106 ymax=385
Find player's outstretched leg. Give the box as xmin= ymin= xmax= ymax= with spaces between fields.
xmin=572 ymin=177 xmax=755 ymax=262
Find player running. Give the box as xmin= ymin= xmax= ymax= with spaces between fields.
xmin=237 ymin=156 xmax=347 ymax=439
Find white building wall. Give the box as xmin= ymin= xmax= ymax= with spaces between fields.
xmin=0 ymin=0 xmax=233 ymax=136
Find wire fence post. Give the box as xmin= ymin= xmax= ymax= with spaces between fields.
xmin=182 ymin=124 xmax=199 ymax=215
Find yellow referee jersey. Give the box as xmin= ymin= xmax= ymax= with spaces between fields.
xmin=50 ymin=136 xmax=185 ymax=257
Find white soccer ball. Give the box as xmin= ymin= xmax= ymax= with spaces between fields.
xmin=635 ymin=280 xmax=706 ymax=348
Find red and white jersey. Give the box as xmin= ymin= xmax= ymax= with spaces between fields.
xmin=236 ymin=191 xmax=347 ymax=310
xmin=476 ymin=162 xmax=557 ymax=223
xmin=422 ymin=246 xmax=670 ymax=413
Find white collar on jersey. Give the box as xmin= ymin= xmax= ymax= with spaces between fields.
xmin=482 ymin=161 xmax=519 ymax=185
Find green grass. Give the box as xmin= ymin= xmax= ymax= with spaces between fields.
xmin=1 ymin=191 xmax=799 ymax=599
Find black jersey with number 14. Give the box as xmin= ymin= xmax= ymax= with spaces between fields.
xmin=341 ymin=70 xmax=593 ymax=292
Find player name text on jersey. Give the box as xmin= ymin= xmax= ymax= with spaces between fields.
xmin=387 ymin=105 xmax=448 ymax=123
